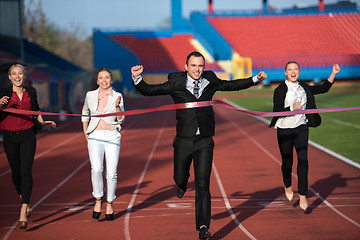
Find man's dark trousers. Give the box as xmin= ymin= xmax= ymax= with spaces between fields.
xmin=173 ymin=135 xmax=214 ymax=230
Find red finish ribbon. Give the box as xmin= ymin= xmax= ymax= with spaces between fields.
xmin=213 ymin=100 xmax=360 ymax=117
xmin=0 ymin=100 xmax=359 ymax=118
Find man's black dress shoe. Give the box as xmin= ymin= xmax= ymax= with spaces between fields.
xmin=199 ymin=226 xmax=211 ymax=239
xmin=177 ymin=187 xmax=185 ymax=199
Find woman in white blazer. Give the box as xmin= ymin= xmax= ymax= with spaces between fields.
xmin=81 ymin=67 xmax=124 ymax=221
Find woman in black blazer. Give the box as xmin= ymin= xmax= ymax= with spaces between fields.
xmin=0 ymin=64 xmax=56 ymax=229
xmin=269 ymin=61 xmax=340 ymax=211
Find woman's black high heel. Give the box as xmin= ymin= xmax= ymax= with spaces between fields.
xmin=105 ymin=201 xmax=114 ymax=221
xmin=92 ymin=198 xmax=102 ymax=219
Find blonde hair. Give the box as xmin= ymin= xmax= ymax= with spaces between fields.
xmin=8 ymin=64 xmax=26 ymax=76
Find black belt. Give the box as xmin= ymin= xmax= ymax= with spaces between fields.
xmin=2 ymin=127 xmax=35 ymax=135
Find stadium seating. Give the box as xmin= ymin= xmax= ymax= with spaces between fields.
xmin=110 ymin=33 xmax=221 ymax=72
xmin=27 ymin=68 xmax=52 ymax=82
xmin=207 ymin=12 xmax=360 ymax=69
xmin=0 ymin=50 xmax=51 ymax=82
xmin=0 ymin=50 xmax=18 ymax=61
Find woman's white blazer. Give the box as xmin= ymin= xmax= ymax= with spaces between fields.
xmin=81 ymin=88 xmax=125 ymax=134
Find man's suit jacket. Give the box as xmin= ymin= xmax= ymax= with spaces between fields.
xmin=269 ymin=80 xmax=333 ymax=128
xmin=81 ymin=88 xmax=124 ymax=134
xmin=134 ymin=71 xmax=256 ymax=137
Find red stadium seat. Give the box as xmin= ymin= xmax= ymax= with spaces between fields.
xmin=0 ymin=51 xmax=18 ymax=61
xmin=207 ymin=12 xmax=360 ymax=68
xmin=110 ymin=34 xmax=221 ymax=72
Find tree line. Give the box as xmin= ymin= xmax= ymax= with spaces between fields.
xmin=23 ymin=0 xmax=93 ymax=70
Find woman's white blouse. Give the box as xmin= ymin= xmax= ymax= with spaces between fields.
xmin=275 ymin=80 xmax=307 ymax=129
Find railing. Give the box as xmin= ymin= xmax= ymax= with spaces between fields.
xmin=252 ymin=54 xmax=360 ymax=69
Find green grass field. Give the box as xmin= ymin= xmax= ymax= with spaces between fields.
xmin=225 ymin=85 xmax=360 ymax=164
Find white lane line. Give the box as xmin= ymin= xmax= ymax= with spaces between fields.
xmin=124 ymin=114 xmax=168 ymax=240
xmin=213 ymin=163 xmax=257 ymax=240
xmin=0 ymin=133 xmax=83 ymax=178
xmin=1 ymin=113 xmax=144 ymax=240
xmin=223 ymin=103 xmax=360 ymax=229
xmin=2 ymin=114 xmax=144 ymax=239
xmin=222 ymin=99 xmax=360 ymax=169
xmin=1 ymin=199 xmax=359 ymax=211
xmin=331 ymin=119 xmax=360 ymax=130
xmin=309 ymin=141 xmax=360 ymax=169
xmin=0 ymin=110 xmax=143 ymax=175
xmin=0 ymin=169 xmax=10 ymax=178
xmin=3 ymin=159 xmax=89 ymax=240
xmin=309 ymin=191 xmax=360 ymax=228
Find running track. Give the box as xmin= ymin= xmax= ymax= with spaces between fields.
xmin=0 ymin=95 xmax=359 ymax=240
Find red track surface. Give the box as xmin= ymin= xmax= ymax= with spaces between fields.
xmin=0 ymin=96 xmax=359 ymax=240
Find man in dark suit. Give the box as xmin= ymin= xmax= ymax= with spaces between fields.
xmin=131 ymin=51 xmax=267 ymax=239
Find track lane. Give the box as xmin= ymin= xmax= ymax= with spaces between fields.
xmin=0 ymin=95 xmax=359 ymax=240
xmin=208 ymin=100 xmax=360 ymax=239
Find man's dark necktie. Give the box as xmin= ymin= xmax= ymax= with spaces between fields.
xmin=194 ymin=80 xmax=199 ymax=98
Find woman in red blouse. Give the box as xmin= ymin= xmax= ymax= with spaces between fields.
xmin=0 ymin=64 xmax=56 ymax=229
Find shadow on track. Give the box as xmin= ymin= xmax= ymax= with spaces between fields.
xmin=26 ymin=182 xmax=151 ymax=231
xmin=305 ymin=173 xmax=360 ymax=214
xmin=210 ymin=187 xmax=283 ymax=239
